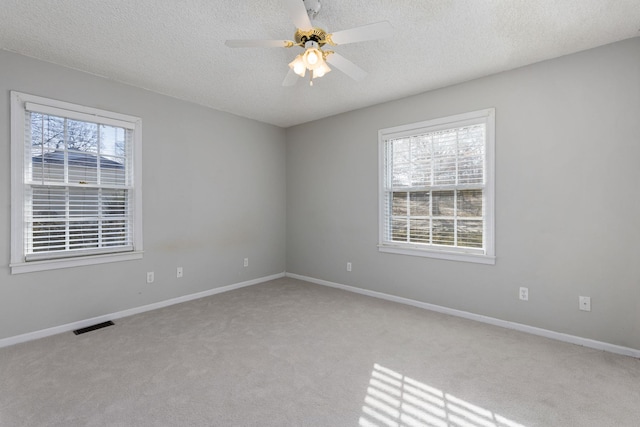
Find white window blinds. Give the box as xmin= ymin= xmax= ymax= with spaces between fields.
xmin=24 ymin=106 xmax=135 ymax=261
xmin=379 ymin=109 xmax=495 ymax=263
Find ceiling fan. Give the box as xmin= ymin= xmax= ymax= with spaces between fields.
xmin=225 ymin=0 xmax=393 ymax=86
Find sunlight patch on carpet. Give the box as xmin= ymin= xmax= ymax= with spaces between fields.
xmin=359 ymin=364 xmax=526 ymax=427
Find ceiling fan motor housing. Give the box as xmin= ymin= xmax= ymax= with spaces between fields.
xmin=294 ymin=27 xmax=328 ymax=47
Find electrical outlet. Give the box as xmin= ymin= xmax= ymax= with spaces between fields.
xmin=519 ymin=287 xmax=528 ymax=301
xmin=244 ymin=258 xmax=249 ymax=267
xmin=579 ymin=296 xmax=591 ymax=311
xmin=176 ymin=267 xmax=183 ymax=278
xmin=347 ymin=262 xmax=352 ymax=272
xmin=146 ymin=271 xmax=154 ymax=283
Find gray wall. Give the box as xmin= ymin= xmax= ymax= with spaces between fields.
xmin=0 ymin=50 xmax=287 ymax=340
xmin=3 ymin=38 xmax=640 ymax=351
xmin=286 ymin=38 xmax=640 ymax=350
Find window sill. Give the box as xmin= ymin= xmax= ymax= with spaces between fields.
xmin=378 ymin=245 xmax=495 ymax=265
xmin=10 ymin=251 xmax=144 ymax=274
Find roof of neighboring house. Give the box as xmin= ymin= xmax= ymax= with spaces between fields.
xmin=32 ymin=150 xmax=124 ymax=169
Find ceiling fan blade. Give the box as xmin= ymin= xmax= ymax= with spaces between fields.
xmin=225 ymin=39 xmax=294 ymax=48
xmin=282 ymin=68 xmax=300 ymax=86
xmin=325 ymin=52 xmax=367 ymax=81
xmin=328 ymin=21 xmax=393 ymax=45
xmin=284 ymin=0 xmax=313 ymax=30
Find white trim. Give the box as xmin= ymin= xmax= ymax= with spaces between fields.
xmin=484 ymin=108 xmax=496 ymax=259
xmin=379 ymin=109 xmax=494 ymax=140
xmin=378 ymin=108 xmax=496 ymax=263
xmin=285 ymin=273 xmax=640 ymax=359
xmin=25 ymin=102 xmax=136 ymax=129
xmin=11 ymin=251 xmax=144 ymax=274
xmin=132 ymin=117 xmax=143 ymax=255
xmin=378 ymin=245 xmax=496 ymax=265
xmin=10 ymin=91 xmax=143 ymax=273
xmin=19 ymin=93 xmax=141 ymax=124
xmin=10 ymin=92 xmax=26 ymax=268
xmin=4 ymin=270 xmax=637 ymax=359
xmin=0 ymin=272 xmax=286 ymax=349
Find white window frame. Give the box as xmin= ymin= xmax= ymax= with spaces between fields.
xmin=378 ymin=108 xmax=495 ymax=265
xmin=10 ymin=91 xmax=143 ymax=274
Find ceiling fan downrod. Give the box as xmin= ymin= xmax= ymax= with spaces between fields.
xmin=303 ymin=0 xmax=321 ymax=20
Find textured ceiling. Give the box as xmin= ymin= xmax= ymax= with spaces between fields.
xmin=1 ymin=0 xmax=639 ymax=127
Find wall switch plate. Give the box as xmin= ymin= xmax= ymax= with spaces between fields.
xmin=244 ymin=258 xmax=248 ymax=267
xmin=147 ymin=271 xmax=154 ymax=283
xmin=176 ymin=267 xmax=183 ymax=278
xmin=347 ymin=262 xmax=352 ymax=272
xmin=579 ymin=296 xmax=591 ymax=311
xmin=519 ymin=287 xmax=528 ymax=301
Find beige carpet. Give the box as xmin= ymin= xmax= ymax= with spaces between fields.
xmin=0 ymin=277 xmax=639 ymax=426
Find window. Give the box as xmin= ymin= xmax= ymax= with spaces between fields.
xmin=378 ymin=109 xmax=495 ymax=264
xmin=10 ymin=92 xmax=143 ymax=274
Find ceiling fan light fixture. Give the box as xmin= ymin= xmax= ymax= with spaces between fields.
xmin=289 ymin=55 xmax=306 ymax=77
xmin=302 ymin=40 xmax=323 ymax=69
xmin=313 ymin=61 xmax=331 ymax=78
xmin=305 ymin=49 xmax=320 ymax=66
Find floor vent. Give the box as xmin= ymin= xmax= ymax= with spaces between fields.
xmin=73 ymin=321 xmax=114 ymax=335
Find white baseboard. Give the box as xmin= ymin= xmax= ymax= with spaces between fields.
xmin=0 ymin=272 xmax=286 ymax=349
xmin=286 ymin=272 xmax=640 ymax=359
